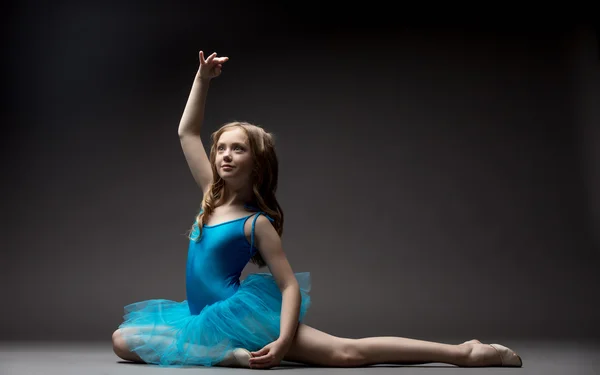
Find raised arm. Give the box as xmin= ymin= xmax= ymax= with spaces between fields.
xmin=177 ymin=51 xmax=229 ymax=193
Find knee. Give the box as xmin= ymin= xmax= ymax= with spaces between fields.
xmin=112 ymin=329 xmax=126 ymax=356
xmin=112 ymin=329 xmax=119 ymax=344
xmin=112 ymin=329 xmax=121 ymax=345
xmin=111 ymin=328 xmax=144 ymax=363
xmin=337 ymin=339 xmax=365 ymax=367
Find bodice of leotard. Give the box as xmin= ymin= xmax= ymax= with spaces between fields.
xmin=185 ymin=209 xmax=273 ymax=314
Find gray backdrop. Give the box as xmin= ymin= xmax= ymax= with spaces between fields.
xmin=3 ymin=3 xmax=599 ymax=343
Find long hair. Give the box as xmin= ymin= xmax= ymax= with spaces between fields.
xmin=186 ymin=121 xmax=283 ymax=268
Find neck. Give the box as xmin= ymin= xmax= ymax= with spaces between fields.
xmin=220 ymin=181 xmax=253 ymax=207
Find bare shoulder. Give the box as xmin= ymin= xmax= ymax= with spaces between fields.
xmin=253 ymin=214 xmax=278 ymax=242
xmin=252 ymin=214 xmax=283 ymax=257
xmin=243 ymin=213 xmax=277 ymax=244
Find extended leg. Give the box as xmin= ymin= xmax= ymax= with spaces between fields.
xmin=352 ymin=336 xmax=472 ymax=366
xmin=283 ymin=324 xmax=505 ymax=367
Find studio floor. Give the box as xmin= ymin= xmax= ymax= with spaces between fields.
xmin=1 ymin=339 xmax=598 ymax=375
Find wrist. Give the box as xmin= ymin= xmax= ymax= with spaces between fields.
xmin=195 ymin=70 xmax=211 ymax=84
xmin=277 ymin=336 xmax=293 ymax=347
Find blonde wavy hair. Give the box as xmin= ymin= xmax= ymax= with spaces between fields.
xmin=186 ymin=121 xmax=283 ymax=268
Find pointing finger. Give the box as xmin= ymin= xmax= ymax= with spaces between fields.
xmin=207 ymin=55 xmax=226 ymax=65
xmin=199 ymin=50 xmax=206 ymax=64
xmin=206 ymin=52 xmax=217 ymax=63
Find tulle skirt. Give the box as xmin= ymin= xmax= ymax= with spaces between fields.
xmin=117 ymin=272 xmax=311 ymax=367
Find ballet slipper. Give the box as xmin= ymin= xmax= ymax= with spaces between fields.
xmin=489 ymin=343 xmax=523 ymax=367
xmin=215 ymin=348 xmax=252 ymax=368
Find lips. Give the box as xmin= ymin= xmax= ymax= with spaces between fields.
xmin=222 ymin=165 xmax=234 ymax=168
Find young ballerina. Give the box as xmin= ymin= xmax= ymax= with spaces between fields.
xmin=111 ymin=50 xmax=523 ymax=369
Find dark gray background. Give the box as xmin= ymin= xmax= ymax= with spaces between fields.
xmin=3 ymin=2 xmax=599 ymax=343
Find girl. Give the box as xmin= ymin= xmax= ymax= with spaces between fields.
xmin=111 ymin=51 xmax=523 ymax=369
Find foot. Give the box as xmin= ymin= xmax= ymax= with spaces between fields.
xmin=466 ymin=343 xmax=502 ymax=366
xmin=465 ymin=343 xmax=522 ymax=367
xmin=215 ymin=348 xmax=252 ymax=368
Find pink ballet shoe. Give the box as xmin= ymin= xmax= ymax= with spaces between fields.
xmin=489 ymin=343 xmax=523 ymax=367
xmin=215 ymin=348 xmax=252 ymax=368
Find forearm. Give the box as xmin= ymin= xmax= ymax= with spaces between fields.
xmin=177 ymin=70 xmax=211 ymax=136
xmin=278 ymin=283 xmax=301 ymax=345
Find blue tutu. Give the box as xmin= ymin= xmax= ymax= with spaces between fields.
xmin=118 ymin=272 xmax=311 ymax=367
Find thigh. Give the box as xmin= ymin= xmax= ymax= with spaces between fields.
xmin=283 ymin=323 xmax=351 ymax=367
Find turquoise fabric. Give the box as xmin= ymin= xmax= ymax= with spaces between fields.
xmin=118 ymin=207 xmax=311 ymax=367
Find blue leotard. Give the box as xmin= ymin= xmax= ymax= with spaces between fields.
xmin=118 ymin=206 xmax=312 ymax=367
xmin=186 ymin=209 xmax=267 ymax=315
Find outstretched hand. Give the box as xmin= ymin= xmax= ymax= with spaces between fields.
xmin=248 ymin=338 xmax=290 ymax=369
xmin=199 ymin=51 xmax=229 ymax=80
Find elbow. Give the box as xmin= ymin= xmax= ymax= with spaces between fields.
xmin=178 ymin=129 xmax=199 ymax=138
xmin=281 ymin=279 xmax=300 ymax=293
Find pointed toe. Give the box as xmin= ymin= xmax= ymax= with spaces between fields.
xmin=490 ymin=343 xmax=523 ymax=367
xmin=232 ymin=348 xmax=252 ymax=368
xmin=216 ymin=348 xmax=252 ymax=368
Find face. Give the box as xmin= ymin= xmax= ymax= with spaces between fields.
xmin=215 ymin=127 xmax=253 ymax=183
